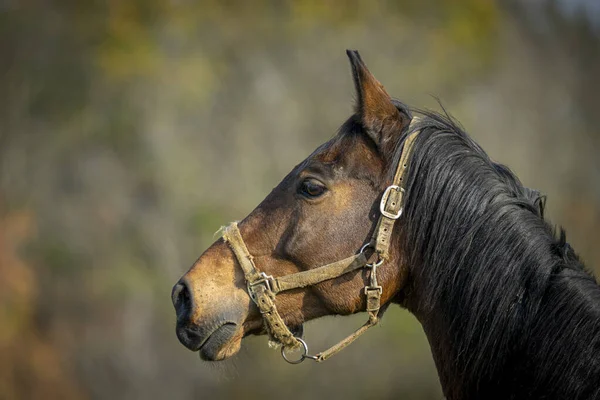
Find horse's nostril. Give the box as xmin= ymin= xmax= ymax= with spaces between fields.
xmin=172 ymin=280 xmax=192 ymax=320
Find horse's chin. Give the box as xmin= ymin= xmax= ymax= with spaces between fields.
xmin=198 ymin=323 xmax=242 ymax=361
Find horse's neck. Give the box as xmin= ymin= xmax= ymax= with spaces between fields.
xmin=392 ymin=121 xmax=600 ymax=398
xmin=411 ymin=257 xmax=600 ymax=400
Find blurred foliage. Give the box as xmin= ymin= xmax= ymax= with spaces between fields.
xmin=0 ymin=210 xmax=83 ymax=399
xmin=0 ymin=0 xmax=599 ymax=399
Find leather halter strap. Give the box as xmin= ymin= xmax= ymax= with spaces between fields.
xmin=223 ymin=222 xmax=367 ymax=351
xmin=222 ymin=117 xmax=421 ymax=363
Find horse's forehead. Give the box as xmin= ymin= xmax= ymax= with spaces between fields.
xmin=314 ymin=139 xmax=343 ymax=164
xmin=311 ymin=134 xmax=381 ymax=178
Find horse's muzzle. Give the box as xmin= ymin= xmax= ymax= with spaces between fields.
xmin=172 ymin=277 xmax=244 ymax=360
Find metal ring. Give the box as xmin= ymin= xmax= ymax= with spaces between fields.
xmin=368 ymin=258 xmax=384 ymax=268
xmin=359 ymin=243 xmax=374 ymax=254
xmin=281 ymin=337 xmax=309 ymax=364
xmin=359 ymin=244 xmax=384 ymax=268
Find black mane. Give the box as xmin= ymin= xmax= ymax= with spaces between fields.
xmin=393 ymin=109 xmax=600 ymax=399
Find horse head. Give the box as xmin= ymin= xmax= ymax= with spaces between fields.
xmin=172 ymin=51 xmax=412 ymax=361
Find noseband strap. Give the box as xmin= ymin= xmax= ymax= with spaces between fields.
xmin=223 ymin=117 xmax=421 ymax=363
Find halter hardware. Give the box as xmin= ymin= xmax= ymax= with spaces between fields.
xmin=280 ymin=337 xmax=318 ymax=364
xmin=247 ymin=272 xmax=275 ymax=302
xmin=380 ymin=185 xmax=404 ymax=219
xmin=360 ymin=243 xmax=384 ymax=268
xmin=222 ymin=117 xmax=421 ymax=363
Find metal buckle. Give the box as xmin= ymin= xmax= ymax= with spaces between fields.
xmin=247 ymin=272 xmax=275 ymax=301
xmin=248 ymin=272 xmax=274 ymax=291
xmin=379 ymin=185 xmax=404 ymax=220
xmin=364 ymin=286 xmax=382 ymax=295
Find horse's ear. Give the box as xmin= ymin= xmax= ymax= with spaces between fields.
xmin=346 ymin=50 xmax=409 ymax=157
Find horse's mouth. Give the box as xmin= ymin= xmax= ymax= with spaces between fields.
xmin=177 ymin=319 xmax=304 ymax=361
xmin=176 ymin=321 xmax=240 ymax=361
xmin=197 ymin=322 xmax=239 ymax=361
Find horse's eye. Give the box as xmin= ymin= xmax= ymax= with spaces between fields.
xmin=299 ymin=179 xmax=326 ymax=198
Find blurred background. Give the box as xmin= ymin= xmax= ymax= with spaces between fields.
xmin=1 ymin=0 xmax=599 ymax=399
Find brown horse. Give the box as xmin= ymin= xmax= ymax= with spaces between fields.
xmin=173 ymin=51 xmax=600 ymax=399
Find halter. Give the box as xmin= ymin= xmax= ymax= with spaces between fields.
xmin=222 ymin=117 xmax=421 ymax=364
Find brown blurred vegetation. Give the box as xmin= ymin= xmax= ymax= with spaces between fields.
xmin=1 ymin=1 xmax=599 ymax=399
